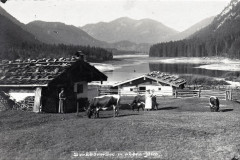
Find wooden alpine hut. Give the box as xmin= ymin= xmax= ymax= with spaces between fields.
xmin=0 ymin=56 xmax=107 ymax=113
xmin=112 ymin=71 xmax=186 ymax=96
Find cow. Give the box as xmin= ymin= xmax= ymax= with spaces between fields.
xmin=129 ymin=94 xmax=145 ymax=112
xmin=87 ymin=95 xmax=121 ymax=118
xmin=209 ymin=96 xmax=220 ymax=112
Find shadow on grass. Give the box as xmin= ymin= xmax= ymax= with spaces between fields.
xmin=220 ymin=109 xmax=234 ymax=112
xmin=158 ymin=107 xmax=178 ymax=110
xmin=235 ymin=101 xmax=240 ymax=104
xmin=96 ymin=113 xmax=140 ymax=119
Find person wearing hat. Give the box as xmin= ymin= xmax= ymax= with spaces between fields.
xmin=59 ymin=88 xmax=66 ymax=113
xmin=145 ymin=89 xmax=152 ymax=111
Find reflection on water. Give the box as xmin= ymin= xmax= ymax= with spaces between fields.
xmin=103 ymin=57 xmax=236 ymax=83
xmin=149 ymin=63 xmax=228 ymax=77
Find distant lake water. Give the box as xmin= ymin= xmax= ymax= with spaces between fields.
xmin=92 ymin=55 xmax=240 ymax=84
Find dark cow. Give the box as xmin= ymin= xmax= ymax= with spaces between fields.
xmin=209 ymin=96 xmax=220 ymax=112
xmin=129 ymin=95 xmax=145 ymax=112
xmin=87 ymin=95 xmax=121 ymax=118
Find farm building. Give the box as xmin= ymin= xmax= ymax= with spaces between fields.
xmin=112 ymin=71 xmax=186 ymax=96
xmin=0 ymin=56 xmax=107 ymax=113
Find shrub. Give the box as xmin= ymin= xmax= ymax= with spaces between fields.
xmin=179 ymin=75 xmax=229 ymax=86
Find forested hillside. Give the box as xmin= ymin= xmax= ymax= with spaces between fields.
xmin=149 ymin=0 xmax=240 ymax=59
xmin=0 ymin=6 xmax=113 ymax=62
xmin=0 ymin=42 xmax=113 ymax=62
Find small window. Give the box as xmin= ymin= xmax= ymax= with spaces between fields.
xmin=158 ymin=88 xmax=161 ymax=91
xmin=77 ymin=84 xmax=83 ymax=93
xmin=139 ymin=87 xmax=146 ymax=91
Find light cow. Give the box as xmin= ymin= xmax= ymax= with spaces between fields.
xmin=87 ymin=95 xmax=121 ymax=118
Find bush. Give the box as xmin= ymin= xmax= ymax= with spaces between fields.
xmin=222 ymin=71 xmax=240 ymax=82
xmin=179 ymin=75 xmax=230 ymax=86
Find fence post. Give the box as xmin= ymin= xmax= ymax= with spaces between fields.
xmin=175 ymin=90 xmax=177 ymax=98
xmin=225 ymin=90 xmax=227 ymax=100
xmin=76 ymin=101 xmax=79 ymax=116
xmin=198 ymin=89 xmax=201 ymax=98
xmin=230 ymin=89 xmax=232 ymax=101
xmin=225 ymin=90 xmax=229 ymax=100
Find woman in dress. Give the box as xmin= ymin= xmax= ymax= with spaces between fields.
xmin=145 ymin=89 xmax=152 ymax=111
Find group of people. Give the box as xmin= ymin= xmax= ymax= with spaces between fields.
xmin=145 ymin=89 xmax=158 ymax=111
xmin=58 ymin=88 xmax=159 ymax=113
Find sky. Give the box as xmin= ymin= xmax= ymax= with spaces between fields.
xmin=0 ymin=0 xmax=231 ymax=32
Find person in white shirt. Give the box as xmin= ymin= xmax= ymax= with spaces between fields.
xmin=145 ymin=89 xmax=152 ymax=111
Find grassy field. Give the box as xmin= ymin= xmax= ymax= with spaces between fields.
xmin=1 ymin=97 xmax=240 ymax=159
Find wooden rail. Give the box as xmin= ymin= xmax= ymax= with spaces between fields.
xmin=200 ymin=90 xmax=227 ymax=100
xmin=98 ymin=89 xmax=118 ymax=95
xmin=175 ymin=90 xmax=200 ymax=98
xmin=98 ymin=88 xmax=239 ymax=101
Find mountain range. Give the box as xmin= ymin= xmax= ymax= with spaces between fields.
xmin=81 ymin=17 xmax=179 ymax=44
xmin=149 ymin=0 xmax=240 ymax=58
xmin=166 ymin=16 xmax=214 ymax=41
xmin=192 ymin=0 xmax=240 ymax=39
xmin=26 ymin=21 xmax=108 ymax=47
xmin=0 ymin=4 xmax=226 ymax=55
xmin=25 ymin=16 xmax=213 ymax=53
xmin=0 ymin=7 xmax=39 ymax=51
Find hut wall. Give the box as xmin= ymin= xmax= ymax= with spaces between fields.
xmin=41 ymin=87 xmax=58 ymax=113
xmin=120 ymin=85 xmax=173 ymax=96
xmin=41 ymin=85 xmax=77 ymax=113
xmin=33 ymin=87 xmax=42 ymax=113
xmin=8 ymin=89 xmax=35 ymax=102
xmin=65 ymin=85 xmax=77 ymax=113
xmin=88 ymin=85 xmax=99 ymax=100
xmin=74 ymin=81 xmax=88 ymax=99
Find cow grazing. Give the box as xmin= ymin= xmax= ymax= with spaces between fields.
xmin=129 ymin=95 xmax=145 ymax=112
xmin=209 ymin=96 xmax=220 ymax=112
xmin=87 ymin=95 xmax=121 ymax=118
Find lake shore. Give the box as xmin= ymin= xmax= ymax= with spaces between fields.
xmin=152 ymin=57 xmax=240 ymax=72
xmin=91 ymin=56 xmax=240 ymax=86
xmin=92 ymin=56 xmax=240 ymax=72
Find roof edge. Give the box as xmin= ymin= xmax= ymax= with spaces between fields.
xmin=113 ymin=74 xmax=186 ymax=87
xmin=0 ymin=84 xmax=48 ymax=87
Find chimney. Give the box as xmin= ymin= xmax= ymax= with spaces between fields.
xmin=75 ymin=51 xmax=87 ymax=62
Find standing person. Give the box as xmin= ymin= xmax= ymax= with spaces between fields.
xmin=151 ymin=89 xmax=158 ymax=110
xmin=145 ymin=89 xmax=152 ymax=111
xmin=59 ymin=88 xmax=66 ymax=113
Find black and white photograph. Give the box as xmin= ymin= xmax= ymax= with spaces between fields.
xmin=1 ymin=0 xmax=240 ymax=159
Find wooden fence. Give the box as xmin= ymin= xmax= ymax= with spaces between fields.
xmin=175 ymin=90 xmax=200 ymax=98
xmin=98 ymin=88 xmax=239 ymax=101
xmin=98 ymin=89 xmax=118 ymax=95
xmin=228 ymin=89 xmax=240 ymax=102
xmin=199 ymin=90 xmax=227 ymax=100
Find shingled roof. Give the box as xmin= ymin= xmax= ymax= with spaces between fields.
xmin=0 ymin=57 xmax=107 ymax=87
xmin=112 ymin=71 xmax=186 ymax=87
xmin=145 ymin=71 xmax=186 ymax=87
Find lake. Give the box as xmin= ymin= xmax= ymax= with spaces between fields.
xmin=92 ymin=55 xmax=240 ymax=85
